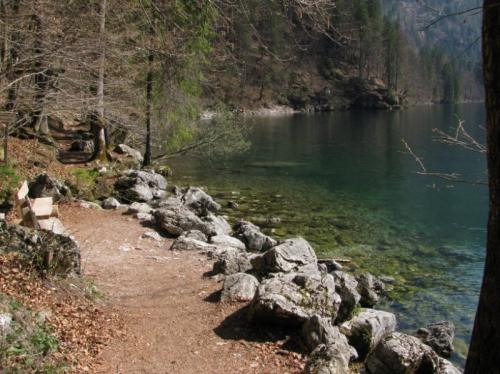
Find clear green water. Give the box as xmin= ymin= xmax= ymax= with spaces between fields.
xmin=171 ymin=103 xmax=487 ymax=364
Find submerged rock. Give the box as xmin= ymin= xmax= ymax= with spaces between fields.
xmin=221 ymin=273 xmax=259 ymax=302
xmin=249 ymin=272 xmax=341 ymax=326
xmin=262 ymin=237 xmax=318 ymax=274
xmin=416 ymin=321 xmax=455 ymax=358
xmin=234 ymin=221 xmax=277 ymax=251
xmin=340 ymin=308 xmax=397 ymax=360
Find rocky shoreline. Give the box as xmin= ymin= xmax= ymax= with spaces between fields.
xmin=1 ymin=163 xmax=463 ymax=373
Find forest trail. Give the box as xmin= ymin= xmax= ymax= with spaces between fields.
xmin=61 ymin=205 xmax=305 ymax=374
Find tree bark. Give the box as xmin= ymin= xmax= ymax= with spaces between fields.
xmin=143 ymin=44 xmax=154 ymax=167
xmin=465 ymin=1 xmax=500 ymax=373
xmin=4 ymin=0 xmax=20 ymax=113
xmin=32 ymin=0 xmax=49 ymax=135
xmin=92 ymin=0 xmax=107 ymax=160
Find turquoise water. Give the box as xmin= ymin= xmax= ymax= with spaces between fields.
xmin=171 ymin=103 xmax=487 ymax=363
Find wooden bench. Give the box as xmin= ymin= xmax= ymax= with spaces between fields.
xmin=15 ymin=181 xmax=59 ymax=229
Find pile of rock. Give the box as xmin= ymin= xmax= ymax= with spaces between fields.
xmin=162 ymin=188 xmax=463 ymax=374
xmin=0 ymin=221 xmax=80 ymax=275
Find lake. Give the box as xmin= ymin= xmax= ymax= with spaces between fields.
xmin=171 ymin=103 xmax=487 ymax=364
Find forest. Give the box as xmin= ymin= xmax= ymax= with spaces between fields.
xmin=0 ymin=0 xmax=484 ymax=162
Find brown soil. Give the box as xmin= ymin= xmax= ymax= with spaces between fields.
xmin=61 ymin=205 xmax=306 ymax=374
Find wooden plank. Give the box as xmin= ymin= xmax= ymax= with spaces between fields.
xmin=32 ymin=197 xmax=54 ymax=217
xmin=17 ymin=181 xmax=29 ymax=201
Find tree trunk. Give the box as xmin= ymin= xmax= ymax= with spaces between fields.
xmin=143 ymin=43 xmax=154 ymax=167
xmin=93 ymin=0 xmax=107 ymax=160
xmin=4 ymin=0 xmax=20 ymax=113
xmin=465 ymin=1 xmax=500 ymax=372
xmin=2 ymin=123 xmax=8 ymax=164
xmin=32 ymin=1 xmax=49 ymax=135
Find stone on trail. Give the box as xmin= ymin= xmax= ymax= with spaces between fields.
xmin=102 ymin=197 xmax=121 ymax=210
xmin=28 ymin=173 xmax=71 ymax=202
xmin=262 ymin=237 xmax=318 ymax=274
xmin=249 ymin=272 xmax=341 ymax=326
xmin=154 ymin=205 xmax=213 ymax=237
xmin=128 ymin=202 xmax=153 ymax=215
xmin=365 ymin=332 xmax=441 ymax=374
xmin=332 ymin=271 xmax=361 ymax=322
xmin=141 ymin=231 xmax=162 ymax=241
xmin=115 ymin=169 xmax=167 ymax=203
xmin=416 ymin=321 xmax=455 ymax=358
xmin=340 ymin=308 xmax=397 ymax=360
xmin=170 ymin=236 xmax=216 ymax=252
xmin=210 ymin=235 xmax=246 ymax=250
xmin=135 ymin=213 xmax=153 ymax=223
xmin=220 ymin=273 xmax=259 ymax=302
xmin=234 ymin=221 xmax=277 ymax=251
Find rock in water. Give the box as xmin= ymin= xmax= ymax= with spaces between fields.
xmin=365 ymin=332 xmax=440 ymax=374
xmin=262 ymin=237 xmax=318 ymax=274
xmin=332 ymin=271 xmax=361 ymax=322
xmin=249 ymin=273 xmax=341 ymax=326
xmin=356 ymin=272 xmax=385 ymax=307
xmin=416 ymin=321 xmax=455 ymax=358
xmin=221 ymin=273 xmax=259 ymax=302
xmin=304 ymin=344 xmax=350 ymax=374
xmin=340 ymin=309 xmax=397 ymax=360
xmin=181 ymin=187 xmax=221 ymax=216
xmin=234 ymin=221 xmax=277 ymax=251
xmin=302 ymin=315 xmax=358 ymax=361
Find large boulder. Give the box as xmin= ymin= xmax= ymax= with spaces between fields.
xmin=221 ymin=273 xmax=259 ymax=302
xmin=154 ymin=205 xmax=213 ymax=237
xmin=234 ymin=221 xmax=277 ymax=251
xmin=262 ymin=237 xmax=318 ymax=274
xmin=304 ymin=344 xmax=350 ymax=374
xmin=416 ymin=321 xmax=455 ymax=358
xmin=128 ymin=202 xmax=154 ymax=215
xmin=302 ymin=315 xmax=358 ymax=361
xmin=181 ymin=187 xmax=221 ymax=216
xmin=340 ymin=309 xmax=397 ymax=360
xmin=0 ymin=222 xmax=80 ymax=275
xmin=212 ymin=249 xmax=257 ymax=275
xmin=365 ymin=332 xmax=441 ymax=374
xmin=114 ymin=144 xmax=144 ymax=164
xmin=28 ymin=173 xmax=71 ymax=202
xmin=356 ymin=273 xmax=385 ymax=307
xmin=210 ymin=235 xmax=246 ymax=250
xmin=115 ymin=170 xmax=167 ymax=203
xmin=437 ymin=358 xmax=463 ymax=374
xmin=203 ymin=213 xmax=232 ymax=236
xmin=332 ymin=271 xmax=361 ymax=322
xmin=249 ymin=273 xmax=341 ymax=326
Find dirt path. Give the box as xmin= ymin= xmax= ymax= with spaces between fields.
xmin=61 ymin=206 xmax=305 ymax=374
